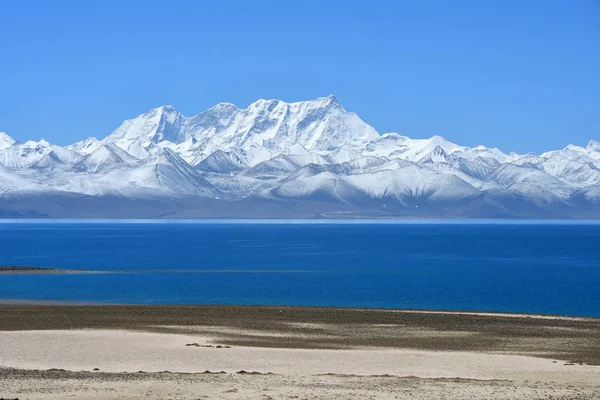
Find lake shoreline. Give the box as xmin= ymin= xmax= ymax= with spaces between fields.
xmin=1 ymin=305 xmax=599 ymax=399
xmin=0 ymin=300 xmax=597 ymax=320
xmin=1 ymin=304 xmax=599 ymax=364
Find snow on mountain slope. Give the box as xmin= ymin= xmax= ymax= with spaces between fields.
xmin=135 ymin=148 xmax=221 ymax=197
xmin=338 ymin=156 xmax=392 ymax=174
xmin=242 ymin=156 xmax=302 ymax=178
xmin=0 ymin=166 xmax=49 ymax=193
xmin=487 ymin=163 xmax=566 ymax=188
xmin=486 ymin=164 xmax=574 ymax=204
xmin=0 ymin=139 xmax=53 ymax=168
xmin=451 ymin=145 xmax=510 ymax=162
xmin=239 ymin=149 xmax=334 ymax=179
xmin=102 ymin=96 xmax=379 ymax=166
xmin=284 ymin=143 xmax=311 ymax=156
xmin=343 ymin=165 xmax=479 ymax=202
xmin=272 ymin=171 xmax=368 ymax=203
xmin=195 ymin=149 xmax=248 ymax=173
xmin=571 ymin=185 xmax=600 ymax=205
xmin=500 ymin=154 xmax=600 ymax=187
xmin=206 ymin=173 xmax=278 ymax=195
xmin=416 ymin=147 xmax=502 ymax=187
xmin=285 ymin=152 xmax=330 ymax=167
xmin=419 ymin=161 xmax=490 ymax=189
xmin=541 ymin=142 xmax=600 ymax=162
xmin=105 ymin=105 xmax=185 ymax=147
xmin=208 ymin=95 xmax=378 ymax=154
xmin=405 ymin=135 xmax=468 ymax=161
xmin=282 ymin=163 xmax=349 ymax=182
xmin=503 ymin=183 xmax=570 ymax=206
xmin=72 ymin=143 xmax=139 ymax=173
xmin=418 ymin=146 xmax=457 ymax=164
xmin=511 ymin=154 xmax=543 ymax=167
xmin=325 ymin=145 xmax=360 ymax=164
xmin=0 ymin=132 xmax=16 ymax=150
xmin=549 ymin=162 xmax=600 ymax=186
xmin=0 ymin=96 xmax=598 ymax=218
xmin=120 ymin=138 xmax=161 ymax=159
xmin=588 ymin=140 xmax=600 ymax=152
xmin=67 ymin=137 xmax=102 ymax=155
xmin=31 ymin=146 xmax=82 ymax=170
xmin=537 ymin=155 xmax=585 ymax=176
xmin=51 ymin=148 xmax=220 ymax=197
xmin=457 ymin=157 xmax=501 ymax=181
xmin=363 ymin=133 xmax=411 ymax=159
xmin=214 ymin=156 xmax=392 ymax=197
xmin=363 ymin=134 xmax=473 ymax=162
xmin=270 ymin=162 xmax=479 ymax=206
xmin=366 ymin=158 xmax=415 ymax=173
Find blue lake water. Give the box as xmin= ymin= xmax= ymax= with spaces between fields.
xmin=0 ymin=221 xmax=599 ymax=317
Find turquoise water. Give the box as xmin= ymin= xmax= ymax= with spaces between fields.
xmin=0 ymin=221 xmax=599 ymax=317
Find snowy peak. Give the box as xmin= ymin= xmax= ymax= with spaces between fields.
xmin=31 ymin=146 xmax=82 ymax=170
xmin=18 ymin=138 xmax=51 ymax=148
xmin=2 ymin=96 xmax=600 ymax=218
xmin=97 ymin=96 xmax=379 ymax=166
xmin=123 ymin=138 xmax=160 ymax=159
xmin=23 ymin=139 xmax=51 ymax=147
xmin=419 ymin=146 xmax=453 ymax=164
xmin=541 ymin=141 xmax=600 ymax=162
xmin=195 ymin=149 xmax=248 ymax=173
xmin=249 ymin=95 xmax=342 ymax=113
xmin=295 ymin=94 xmax=344 ymax=112
xmin=150 ymin=147 xmax=215 ymax=179
xmin=419 ymin=135 xmax=465 ymax=157
xmin=428 ymin=135 xmax=456 ymax=148
xmin=138 ymin=147 xmax=221 ymax=197
xmin=68 ymin=137 xmax=101 ymax=155
xmin=0 ymin=139 xmax=54 ymax=169
xmin=588 ymin=139 xmax=600 ymax=152
xmin=72 ymin=143 xmax=139 ymax=173
xmin=0 ymin=132 xmax=16 ymax=150
xmin=105 ymin=104 xmax=185 ymax=145
xmin=364 ymin=134 xmax=466 ymax=162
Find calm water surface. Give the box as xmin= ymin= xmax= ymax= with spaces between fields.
xmin=0 ymin=221 xmax=599 ymax=317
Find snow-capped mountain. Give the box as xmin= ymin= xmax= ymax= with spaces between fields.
xmin=0 ymin=139 xmax=54 ymax=169
xmin=98 ymin=95 xmax=379 ymax=166
xmin=71 ymin=143 xmax=139 ymax=173
xmin=1 ymin=98 xmax=599 ymax=219
xmin=31 ymin=146 xmax=82 ymax=171
xmin=0 ymin=132 xmax=16 ymax=150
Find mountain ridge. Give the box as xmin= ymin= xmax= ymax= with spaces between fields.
xmin=1 ymin=97 xmax=599 ymax=219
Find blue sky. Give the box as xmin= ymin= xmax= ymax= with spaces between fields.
xmin=0 ymin=0 xmax=598 ymax=153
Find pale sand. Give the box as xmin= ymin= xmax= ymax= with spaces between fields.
xmin=1 ymin=329 xmax=599 ymax=399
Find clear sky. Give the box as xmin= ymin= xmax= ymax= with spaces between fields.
xmin=0 ymin=0 xmax=598 ymax=153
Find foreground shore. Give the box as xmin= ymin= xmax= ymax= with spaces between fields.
xmin=1 ymin=305 xmax=599 ymax=399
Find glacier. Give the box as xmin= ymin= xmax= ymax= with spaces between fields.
xmin=1 ymin=96 xmax=599 ymax=219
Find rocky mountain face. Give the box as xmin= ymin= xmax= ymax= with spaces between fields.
xmin=1 ymin=96 xmax=599 ymax=219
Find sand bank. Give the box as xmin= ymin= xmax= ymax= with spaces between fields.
xmin=0 ymin=305 xmax=599 ymax=399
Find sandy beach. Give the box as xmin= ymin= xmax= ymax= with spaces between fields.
xmin=1 ymin=305 xmax=599 ymax=399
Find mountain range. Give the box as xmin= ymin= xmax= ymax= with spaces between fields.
xmin=1 ymin=96 xmax=599 ymax=219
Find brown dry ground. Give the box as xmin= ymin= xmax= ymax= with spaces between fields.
xmin=1 ymin=305 xmax=599 ymax=365
xmin=2 ymin=368 xmax=599 ymax=400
